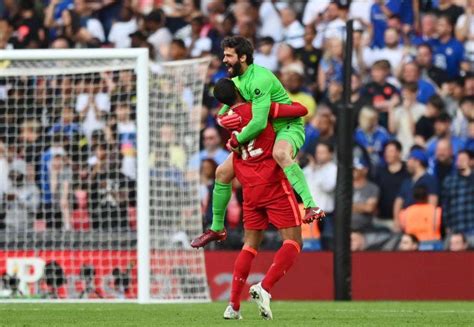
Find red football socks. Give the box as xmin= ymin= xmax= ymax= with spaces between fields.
xmin=229 ymin=245 xmax=257 ymax=311
xmin=261 ymin=240 xmax=301 ymax=293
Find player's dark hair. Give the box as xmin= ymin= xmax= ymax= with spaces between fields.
xmin=213 ymin=78 xmax=238 ymax=106
xmin=384 ymin=139 xmax=403 ymax=153
xmin=221 ymin=36 xmax=254 ymax=65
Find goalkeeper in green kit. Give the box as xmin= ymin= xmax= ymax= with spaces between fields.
xmin=191 ymin=36 xmax=325 ymax=248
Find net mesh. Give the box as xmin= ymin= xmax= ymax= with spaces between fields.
xmin=149 ymin=59 xmax=210 ymax=300
xmin=0 ymin=54 xmax=210 ymax=301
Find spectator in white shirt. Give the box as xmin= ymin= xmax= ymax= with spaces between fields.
xmin=75 ymin=75 xmax=111 ymax=141
xmin=184 ymin=15 xmax=212 ymax=58
xmin=364 ymin=28 xmax=405 ymax=73
xmin=280 ymin=7 xmax=305 ymax=49
xmin=349 ymin=0 xmax=374 ymax=27
xmin=303 ymin=141 xmax=337 ymax=249
xmin=303 ymin=0 xmax=331 ymax=26
xmin=388 ymin=82 xmax=426 ymax=158
xmin=313 ymin=2 xmax=348 ymax=48
xmin=115 ymin=103 xmax=137 ymax=180
xmin=108 ymin=5 xmax=137 ymax=48
xmin=304 ymin=141 xmax=337 ymax=214
xmin=453 ymin=96 xmax=474 ymax=139
xmin=455 ymin=0 xmax=474 ymax=44
xmin=145 ymin=9 xmax=172 ymax=61
xmin=254 ymin=37 xmax=278 ymax=72
xmin=258 ymin=0 xmax=284 ymax=42
xmin=0 ymin=141 xmax=9 ymax=201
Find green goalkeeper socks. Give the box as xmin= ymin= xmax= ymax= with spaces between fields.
xmin=284 ymin=162 xmax=316 ymax=208
xmin=210 ymin=181 xmax=232 ymax=232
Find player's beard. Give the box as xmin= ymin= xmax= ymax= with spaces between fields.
xmin=227 ymin=61 xmax=243 ymax=77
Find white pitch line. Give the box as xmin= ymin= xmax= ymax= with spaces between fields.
xmin=330 ymin=309 xmax=474 ymax=314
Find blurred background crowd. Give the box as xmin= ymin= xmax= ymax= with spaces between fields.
xmin=0 ymin=0 xmax=473 ymax=252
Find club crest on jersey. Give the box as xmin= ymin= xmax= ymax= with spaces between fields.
xmin=254 ymin=88 xmax=261 ymax=95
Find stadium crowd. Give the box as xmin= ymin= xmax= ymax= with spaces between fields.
xmin=0 ymin=0 xmax=473 ymax=252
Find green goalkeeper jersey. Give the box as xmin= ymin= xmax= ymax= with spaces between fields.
xmin=218 ymin=64 xmax=303 ymax=144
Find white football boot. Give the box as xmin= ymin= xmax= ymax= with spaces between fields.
xmin=249 ymin=282 xmax=273 ymax=320
xmin=223 ymin=305 xmax=243 ymax=320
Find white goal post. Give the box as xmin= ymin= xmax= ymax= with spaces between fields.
xmin=0 ymin=49 xmax=210 ymax=303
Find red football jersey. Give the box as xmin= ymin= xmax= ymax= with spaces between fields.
xmin=231 ymin=103 xmax=286 ymax=188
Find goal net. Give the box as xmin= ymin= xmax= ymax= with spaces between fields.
xmin=0 ymin=49 xmax=210 ymax=302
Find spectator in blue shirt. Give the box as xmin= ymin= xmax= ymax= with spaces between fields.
xmin=426 ymin=113 xmax=465 ymax=160
xmin=442 ymin=150 xmax=474 ymax=236
xmin=393 ymin=148 xmax=439 ymax=230
xmin=399 ymin=61 xmax=437 ymax=104
xmin=410 ymin=13 xmax=437 ymax=46
xmin=39 ymin=134 xmax=66 ymax=229
xmin=370 ymin=0 xmax=415 ymax=49
xmin=431 ymin=15 xmax=465 ymax=78
xmin=370 ymin=2 xmax=388 ymax=49
xmin=355 ymin=106 xmax=391 ymax=167
xmin=49 ymin=106 xmax=81 ymax=138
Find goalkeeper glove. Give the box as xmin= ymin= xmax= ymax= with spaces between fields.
xmin=217 ymin=113 xmax=242 ymax=130
xmin=226 ymin=132 xmax=240 ymax=153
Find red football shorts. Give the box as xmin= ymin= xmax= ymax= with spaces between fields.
xmin=242 ymin=179 xmax=302 ymax=230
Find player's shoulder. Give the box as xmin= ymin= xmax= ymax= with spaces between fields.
xmin=252 ymin=64 xmax=276 ymax=78
xmin=248 ymin=64 xmax=275 ymax=89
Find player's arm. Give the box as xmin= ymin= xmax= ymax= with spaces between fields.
xmin=218 ymin=101 xmax=307 ymax=130
xmin=218 ymin=104 xmax=230 ymax=115
xmin=270 ymin=101 xmax=307 ymax=118
xmin=235 ymin=75 xmax=273 ymax=144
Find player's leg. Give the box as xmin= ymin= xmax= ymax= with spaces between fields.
xmin=249 ymin=184 xmax=302 ymax=320
xmin=210 ymin=153 xmax=234 ymax=231
xmin=273 ymin=125 xmax=325 ymax=223
xmin=191 ymin=154 xmax=234 ymax=248
xmin=226 ymin=228 xmax=264 ymax=319
xmin=261 ymin=226 xmax=302 ymax=293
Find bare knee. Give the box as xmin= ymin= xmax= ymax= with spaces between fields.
xmin=215 ymin=163 xmax=233 ymax=183
xmin=280 ymin=227 xmax=303 ymax=249
xmin=272 ymin=148 xmax=292 ymax=167
xmin=272 ymin=141 xmax=294 ymax=167
xmin=244 ymin=230 xmax=264 ymax=250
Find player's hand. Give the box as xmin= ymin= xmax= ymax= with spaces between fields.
xmin=226 ymin=132 xmax=240 ymax=153
xmin=217 ymin=113 xmax=241 ymax=130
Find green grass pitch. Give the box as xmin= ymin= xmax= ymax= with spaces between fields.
xmin=0 ymin=301 xmax=472 ymax=326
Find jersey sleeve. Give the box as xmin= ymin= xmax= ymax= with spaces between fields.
xmin=236 ymin=73 xmax=272 ymax=144
xmin=218 ymin=104 xmax=230 ymax=115
xmin=270 ymin=102 xmax=308 ymax=118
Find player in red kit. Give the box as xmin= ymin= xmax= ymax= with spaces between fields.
xmin=213 ymin=79 xmax=304 ymax=321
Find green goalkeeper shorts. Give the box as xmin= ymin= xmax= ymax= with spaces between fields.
xmin=275 ymin=118 xmax=305 ymax=158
